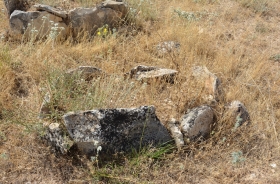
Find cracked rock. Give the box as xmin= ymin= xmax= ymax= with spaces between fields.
xmin=180 ymin=106 xmax=214 ymax=141
xmin=63 ymin=106 xmax=172 ymax=155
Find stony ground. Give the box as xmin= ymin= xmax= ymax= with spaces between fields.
xmin=0 ymin=0 xmax=280 ymax=183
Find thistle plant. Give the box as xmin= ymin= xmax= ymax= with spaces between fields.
xmin=231 ymin=151 xmax=245 ymax=165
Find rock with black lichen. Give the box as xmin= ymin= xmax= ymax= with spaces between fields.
xmin=63 ymin=106 xmax=172 ymax=155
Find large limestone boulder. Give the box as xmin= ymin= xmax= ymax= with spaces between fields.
xmin=128 ymin=65 xmax=178 ymax=83
xmin=180 ymin=106 xmax=214 ymax=141
xmin=63 ymin=106 xmax=172 ymax=155
xmin=69 ymin=1 xmax=127 ymax=38
xmin=9 ymin=10 xmax=69 ymax=40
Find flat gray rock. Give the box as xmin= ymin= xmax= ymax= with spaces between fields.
xmin=63 ymin=106 xmax=172 ymax=155
xmin=129 ymin=65 xmax=178 ymax=83
xmin=180 ymin=106 xmax=214 ymax=141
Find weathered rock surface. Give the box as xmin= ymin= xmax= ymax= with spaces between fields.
xmin=69 ymin=1 xmax=127 ymax=38
xmin=180 ymin=106 xmax=214 ymax=140
xmin=9 ymin=10 xmax=69 ymax=40
xmin=34 ymin=4 xmax=68 ymax=19
xmin=43 ymin=122 xmax=73 ymax=154
xmin=227 ymin=100 xmax=250 ymax=127
xmin=192 ymin=66 xmax=221 ymax=102
xmin=128 ymin=65 xmax=178 ymax=83
xmin=101 ymin=0 xmax=128 ymax=18
xmin=4 ymin=0 xmax=32 ymax=16
xmin=167 ymin=118 xmax=184 ymax=149
xmin=63 ymin=106 xmax=172 ymax=155
xmin=66 ymin=66 xmax=103 ymax=81
xmin=156 ymin=41 xmax=180 ymax=56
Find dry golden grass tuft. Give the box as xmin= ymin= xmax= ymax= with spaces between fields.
xmin=1 ymin=0 xmax=280 ymax=183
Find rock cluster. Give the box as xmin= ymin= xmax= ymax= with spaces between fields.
xmin=4 ymin=0 xmax=128 ymax=40
xmin=40 ymin=63 xmax=250 ymax=155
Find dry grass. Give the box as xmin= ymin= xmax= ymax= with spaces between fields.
xmin=0 ymin=0 xmax=280 ymax=183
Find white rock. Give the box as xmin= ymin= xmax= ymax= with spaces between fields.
xmin=168 ymin=118 xmax=184 ymax=149
xmin=180 ymin=106 xmax=214 ymax=140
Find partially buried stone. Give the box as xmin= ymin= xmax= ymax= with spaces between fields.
xmin=128 ymin=65 xmax=178 ymax=83
xmin=167 ymin=118 xmax=184 ymax=149
xmin=63 ymin=106 xmax=172 ymax=155
xmin=156 ymin=41 xmax=180 ymax=56
xmin=180 ymin=106 xmax=214 ymax=141
xmin=227 ymin=100 xmax=250 ymax=128
xmin=66 ymin=66 xmax=103 ymax=81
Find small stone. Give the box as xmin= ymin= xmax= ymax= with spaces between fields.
xmin=128 ymin=65 xmax=178 ymax=83
xmin=192 ymin=66 xmax=222 ymax=102
xmin=227 ymin=100 xmax=250 ymax=127
xmin=180 ymin=106 xmax=214 ymax=141
xmin=66 ymin=66 xmax=103 ymax=81
xmin=156 ymin=41 xmax=180 ymax=56
xmin=167 ymin=118 xmax=184 ymax=149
